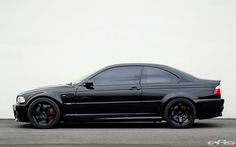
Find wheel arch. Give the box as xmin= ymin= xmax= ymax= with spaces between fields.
xmin=161 ymin=93 xmax=198 ymax=117
xmin=26 ymin=94 xmax=64 ymax=121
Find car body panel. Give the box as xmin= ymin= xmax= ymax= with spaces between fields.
xmin=13 ymin=63 xmax=224 ymax=123
xmin=64 ymin=84 xmax=142 ymax=115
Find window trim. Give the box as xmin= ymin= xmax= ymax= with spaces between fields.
xmin=89 ymin=65 xmax=143 ymax=86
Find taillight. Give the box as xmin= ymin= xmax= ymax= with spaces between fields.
xmin=214 ymin=85 xmax=221 ymax=96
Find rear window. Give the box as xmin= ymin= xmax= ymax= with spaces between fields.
xmin=141 ymin=67 xmax=179 ymax=83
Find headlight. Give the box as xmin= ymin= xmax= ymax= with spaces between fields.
xmin=17 ymin=96 xmax=26 ymax=104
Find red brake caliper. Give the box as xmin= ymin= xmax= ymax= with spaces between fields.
xmin=181 ymin=105 xmax=188 ymax=115
xmin=181 ymin=105 xmax=189 ymax=115
xmin=47 ymin=108 xmax=55 ymax=122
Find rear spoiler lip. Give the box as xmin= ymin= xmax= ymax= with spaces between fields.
xmin=197 ymin=79 xmax=221 ymax=88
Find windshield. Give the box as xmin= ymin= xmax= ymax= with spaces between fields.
xmin=72 ymin=69 xmax=99 ymax=85
xmin=72 ymin=76 xmax=87 ymax=85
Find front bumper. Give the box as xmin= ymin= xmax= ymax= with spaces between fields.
xmin=13 ymin=104 xmax=28 ymax=122
xmin=194 ymin=99 xmax=224 ymax=119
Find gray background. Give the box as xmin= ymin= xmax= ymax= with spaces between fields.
xmin=0 ymin=0 xmax=235 ymax=118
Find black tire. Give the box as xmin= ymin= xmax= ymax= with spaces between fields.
xmin=164 ymin=98 xmax=196 ymax=128
xmin=27 ymin=98 xmax=60 ymax=129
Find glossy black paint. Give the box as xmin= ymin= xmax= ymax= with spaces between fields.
xmin=13 ymin=63 xmax=224 ymax=122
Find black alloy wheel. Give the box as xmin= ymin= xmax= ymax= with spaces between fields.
xmin=27 ymin=98 xmax=60 ymax=129
xmin=164 ymin=98 xmax=196 ymax=128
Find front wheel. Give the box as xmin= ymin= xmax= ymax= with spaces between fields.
xmin=27 ymin=98 xmax=60 ymax=129
xmin=164 ymin=98 xmax=196 ymax=128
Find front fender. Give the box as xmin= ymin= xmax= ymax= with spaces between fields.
xmin=26 ymin=91 xmax=63 ymax=106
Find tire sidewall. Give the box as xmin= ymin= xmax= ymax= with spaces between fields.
xmin=164 ymin=98 xmax=196 ymax=128
xmin=27 ymin=98 xmax=60 ymax=129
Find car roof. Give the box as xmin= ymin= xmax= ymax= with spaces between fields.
xmin=77 ymin=63 xmax=199 ymax=85
xmin=105 ymin=63 xmax=198 ymax=81
xmin=107 ymin=63 xmax=166 ymax=68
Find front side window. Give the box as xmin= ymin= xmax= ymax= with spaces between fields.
xmin=141 ymin=67 xmax=178 ymax=84
xmin=91 ymin=66 xmax=141 ymax=85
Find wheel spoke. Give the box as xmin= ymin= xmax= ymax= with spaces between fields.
xmin=178 ymin=116 xmax=182 ymax=124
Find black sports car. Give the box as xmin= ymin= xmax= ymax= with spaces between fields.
xmin=13 ymin=63 xmax=224 ymax=128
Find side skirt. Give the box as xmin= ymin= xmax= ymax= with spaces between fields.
xmin=63 ymin=113 xmax=163 ymax=122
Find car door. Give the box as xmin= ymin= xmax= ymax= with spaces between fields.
xmin=140 ymin=66 xmax=179 ymax=115
xmin=74 ymin=66 xmax=142 ymax=117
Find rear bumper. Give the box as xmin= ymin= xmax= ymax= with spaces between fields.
xmin=194 ymin=99 xmax=224 ymax=119
xmin=13 ymin=104 xmax=28 ymax=122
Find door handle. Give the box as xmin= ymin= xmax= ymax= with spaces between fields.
xmin=129 ymin=86 xmax=140 ymax=90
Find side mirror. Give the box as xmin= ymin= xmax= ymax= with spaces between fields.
xmin=83 ymin=81 xmax=94 ymax=89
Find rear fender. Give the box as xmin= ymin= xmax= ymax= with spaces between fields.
xmin=161 ymin=92 xmax=197 ymax=104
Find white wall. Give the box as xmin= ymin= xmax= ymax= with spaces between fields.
xmin=0 ymin=0 xmax=235 ymax=118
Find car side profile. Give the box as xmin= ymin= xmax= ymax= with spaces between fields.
xmin=13 ymin=63 xmax=224 ymax=128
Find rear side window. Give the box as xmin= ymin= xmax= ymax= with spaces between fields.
xmin=141 ymin=67 xmax=178 ymax=84
xmin=91 ymin=66 xmax=141 ymax=85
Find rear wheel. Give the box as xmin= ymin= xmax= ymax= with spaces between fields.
xmin=164 ymin=98 xmax=196 ymax=128
xmin=27 ymin=98 xmax=60 ymax=129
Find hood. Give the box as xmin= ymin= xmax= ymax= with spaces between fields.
xmin=18 ymin=84 xmax=73 ymax=96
